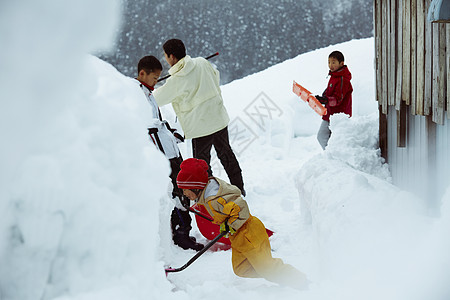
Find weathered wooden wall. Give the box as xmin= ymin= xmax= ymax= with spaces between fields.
xmin=375 ymin=0 xmax=449 ymax=126
xmin=375 ymin=0 xmax=450 ymax=204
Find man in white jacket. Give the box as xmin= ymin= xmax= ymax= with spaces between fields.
xmin=137 ymin=55 xmax=204 ymax=251
xmin=153 ymin=39 xmax=245 ymax=196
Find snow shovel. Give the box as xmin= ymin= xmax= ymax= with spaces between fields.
xmin=165 ymin=230 xmax=229 ymax=275
xmin=189 ymin=204 xmax=274 ymax=246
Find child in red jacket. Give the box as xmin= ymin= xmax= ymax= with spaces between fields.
xmin=315 ymin=51 xmax=353 ymax=149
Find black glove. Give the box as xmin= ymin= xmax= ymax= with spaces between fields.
xmin=315 ymin=95 xmax=328 ymax=104
xmin=148 ymin=127 xmax=158 ymax=135
xmin=162 ymin=120 xmax=185 ymax=143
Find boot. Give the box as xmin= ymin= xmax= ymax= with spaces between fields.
xmin=170 ymin=208 xmax=204 ymax=251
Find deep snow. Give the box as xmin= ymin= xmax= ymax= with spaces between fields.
xmin=1 ymin=1 xmax=449 ymax=300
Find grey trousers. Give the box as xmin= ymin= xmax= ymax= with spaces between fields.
xmin=317 ymin=120 xmax=331 ymax=150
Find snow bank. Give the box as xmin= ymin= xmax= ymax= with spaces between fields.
xmin=0 ymin=1 xmax=173 ymax=299
xmin=295 ymin=113 xmax=450 ymax=299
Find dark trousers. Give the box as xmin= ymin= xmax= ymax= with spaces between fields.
xmin=169 ymin=156 xmax=192 ymax=234
xmin=192 ymin=126 xmax=244 ymax=192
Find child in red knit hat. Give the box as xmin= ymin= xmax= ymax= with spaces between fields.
xmin=177 ymin=158 xmax=309 ymax=289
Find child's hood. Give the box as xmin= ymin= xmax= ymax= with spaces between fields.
xmin=329 ymin=65 xmax=352 ymax=81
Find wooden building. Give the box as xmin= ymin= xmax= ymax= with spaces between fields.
xmin=374 ymin=0 xmax=449 ymax=209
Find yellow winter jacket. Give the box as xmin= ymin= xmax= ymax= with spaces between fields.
xmin=197 ymin=178 xmax=308 ymax=289
xmin=197 ymin=177 xmax=250 ymax=231
xmin=153 ymin=56 xmax=230 ymax=139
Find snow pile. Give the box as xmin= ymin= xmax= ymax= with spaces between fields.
xmin=0 ymin=1 xmax=173 ymax=299
xmin=327 ymin=113 xmax=391 ymax=180
xmin=295 ymin=113 xmax=449 ymax=299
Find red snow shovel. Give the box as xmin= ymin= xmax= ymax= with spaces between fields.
xmin=165 ymin=230 xmax=229 ymax=275
xmin=189 ymin=204 xmax=274 ymax=245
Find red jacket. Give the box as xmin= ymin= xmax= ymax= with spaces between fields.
xmin=322 ymin=65 xmax=353 ymax=121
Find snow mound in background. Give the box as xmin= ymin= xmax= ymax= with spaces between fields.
xmin=294 ymin=113 xmax=450 ymax=300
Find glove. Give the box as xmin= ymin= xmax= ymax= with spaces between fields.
xmin=315 ymin=95 xmax=328 ymax=104
xmin=219 ymin=221 xmax=236 ymax=238
xmin=162 ymin=120 xmax=185 ymax=143
xmin=147 ymin=127 xmax=158 ymax=135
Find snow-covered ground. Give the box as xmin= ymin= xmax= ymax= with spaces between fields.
xmin=1 ymin=1 xmax=449 ymax=300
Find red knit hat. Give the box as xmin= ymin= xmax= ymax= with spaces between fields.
xmin=176 ymin=158 xmax=209 ymax=189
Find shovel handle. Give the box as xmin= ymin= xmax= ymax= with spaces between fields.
xmin=188 ymin=207 xmax=213 ymax=221
xmin=165 ymin=230 xmax=229 ymax=274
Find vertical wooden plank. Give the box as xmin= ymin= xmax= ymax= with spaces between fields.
xmin=432 ymin=23 xmax=439 ymax=123
xmin=376 ymin=1 xmax=383 ymax=106
xmin=447 ymin=24 xmax=450 ymax=119
xmin=387 ymin=0 xmax=391 ymax=106
xmin=388 ymin=0 xmax=395 ymax=106
xmin=382 ymin=0 xmax=389 ymax=114
xmin=386 ymin=0 xmax=394 ymax=106
xmin=432 ymin=23 xmax=445 ymax=124
xmin=402 ymin=0 xmax=411 ymax=105
xmin=424 ymin=0 xmax=433 ymax=116
xmin=396 ymin=0 xmax=404 ymax=111
xmin=439 ymin=24 xmax=447 ymax=120
xmin=411 ymin=0 xmax=417 ymax=115
xmin=416 ymin=0 xmax=425 ymax=115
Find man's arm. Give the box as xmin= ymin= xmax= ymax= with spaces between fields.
xmin=153 ymin=79 xmax=178 ymax=106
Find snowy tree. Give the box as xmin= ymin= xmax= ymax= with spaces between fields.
xmin=99 ymin=0 xmax=373 ymax=84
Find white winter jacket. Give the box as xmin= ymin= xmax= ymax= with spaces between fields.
xmin=137 ymin=80 xmax=180 ymax=159
xmin=153 ymin=55 xmax=229 ymax=139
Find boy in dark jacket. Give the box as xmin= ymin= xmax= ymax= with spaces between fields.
xmin=315 ymin=51 xmax=353 ymax=149
xmin=136 ymin=56 xmax=203 ymax=251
